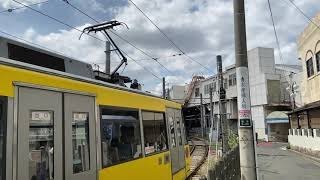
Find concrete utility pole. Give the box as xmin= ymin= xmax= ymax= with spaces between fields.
xmin=162 ymin=77 xmax=166 ymax=99
xmin=105 ymin=41 xmax=111 ymax=75
xmin=209 ymin=87 xmax=213 ymax=133
xmin=200 ymin=93 xmax=204 ymax=138
xmin=233 ymin=0 xmax=257 ymax=179
xmin=217 ymin=55 xmax=229 ymax=153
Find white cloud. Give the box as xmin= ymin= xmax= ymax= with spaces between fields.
xmin=0 ymin=0 xmax=43 ymax=9
xmin=17 ymin=0 xmax=320 ymax=93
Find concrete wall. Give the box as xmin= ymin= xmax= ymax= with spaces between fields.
xmin=288 ymin=129 xmax=320 ymax=155
xmin=251 ymin=105 xmax=267 ymax=140
xmin=168 ymin=85 xmax=186 ymax=104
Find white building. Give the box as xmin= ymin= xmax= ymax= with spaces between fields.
xmin=180 ymin=47 xmax=302 ymax=141
xmin=167 ymin=85 xmax=186 ymax=104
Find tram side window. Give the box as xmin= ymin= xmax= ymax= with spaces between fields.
xmin=100 ymin=108 xmax=142 ymax=167
xmin=0 ymin=97 xmax=6 ymax=180
xmin=142 ymin=112 xmax=168 ymax=155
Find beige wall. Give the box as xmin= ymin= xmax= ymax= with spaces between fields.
xmin=309 ymin=109 xmax=320 ymax=129
xmin=298 ymin=12 xmax=320 ymax=104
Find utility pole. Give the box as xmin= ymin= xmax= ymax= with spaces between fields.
xmin=105 ymin=41 xmax=111 ymax=75
xmin=217 ymin=55 xmax=229 ymax=153
xmin=200 ymin=93 xmax=204 ymax=138
xmin=162 ymin=77 xmax=166 ymax=99
xmin=234 ymin=0 xmax=257 ymax=179
xmin=209 ymin=87 xmax=213 ymax=134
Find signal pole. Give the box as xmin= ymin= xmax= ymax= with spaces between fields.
xmin=200 ymin=93 xmax=204 ymax=138
xmin=162 ymin=77 xmax=166 ymax=99
xmin=217 ymin=55 xmax=229 ymax=153
xmin=234 ymin=0 xmax=257 ymax=179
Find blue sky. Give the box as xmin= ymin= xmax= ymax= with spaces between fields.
xmin=0 ymin=0 xmax=319 ymax=94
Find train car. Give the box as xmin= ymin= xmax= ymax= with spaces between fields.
xmin=0 ymin=37 xmax=191 ymax=180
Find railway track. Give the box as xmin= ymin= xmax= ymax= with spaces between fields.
xmin=186 ymin=138 xmax=209 ymax=180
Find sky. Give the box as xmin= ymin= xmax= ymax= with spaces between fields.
xmin=0 ymin=0 xmax=319 ymax=94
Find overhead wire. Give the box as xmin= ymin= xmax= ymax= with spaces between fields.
xmin=128 ymin=0 xmax=212 ymax=73
xmin=12 ymin=0 xmax=105 ymax=43
xmin=60 ymin=0 xmax=174 ymax=75
xmin=284 ymin=0 xmax=320 ymax=31
xmin=0 ymin=28 xmax=64 ymax=56
xmin=11 ymin=0 xmax=161 ymax=80
xmin=0 ymin=0 xmax=50 ymax=13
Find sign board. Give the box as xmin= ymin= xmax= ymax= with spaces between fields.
xmin=240 ymin=119 xmax=251 ymax=127
xmin=73 ymin=112 xmax=88 ymax=121
xmin=31 ymin=111 xmax=52 ymax=121
xmin=236 ymin=67 xmax=252 ymax=127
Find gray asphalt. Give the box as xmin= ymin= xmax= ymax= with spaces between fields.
xmin=256 ymin=142 xmax=320 ymax=180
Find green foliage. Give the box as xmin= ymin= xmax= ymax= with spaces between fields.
xmin=228 ymin=132 xmax=239 ymax=149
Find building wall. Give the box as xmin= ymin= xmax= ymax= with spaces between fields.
xmin=251 ymin=105 xmax=267 ymax=139
xmin=168 ymin=85 xmax=185 ymax=104
xmin=298 ymin=12 xmax=320 ymax=105
xmin=309 ymin=109 xmax=320 ymax=129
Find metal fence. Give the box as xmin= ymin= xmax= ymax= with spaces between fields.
xmin=208 ymin=146 xmax=240 ymax=180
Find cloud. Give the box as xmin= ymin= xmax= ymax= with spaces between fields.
xmin=13 ymin=0 xmax=320 ymax=93
xmin=0 ymin=0 xmax=43 ymax=9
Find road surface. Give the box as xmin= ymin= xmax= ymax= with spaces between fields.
xmin=256 ymin=142 xmax=320 ymax=180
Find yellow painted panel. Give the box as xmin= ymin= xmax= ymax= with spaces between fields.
xmin=184 ymin=145 xmax=192 ymax=176
xmin=0 ymin=64 xmax=181 ymax=110
xmin=173 ymin=168 xmax=186 ymax=180
xmin=99 ymin=152 xmax=171 ymax=180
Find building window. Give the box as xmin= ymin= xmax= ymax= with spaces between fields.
xmin=306 ymin=57 xmax=314 ymax=77
xmin=316 ymin=52 xmax=320 ymax=72
xmin=100 ymin=107 xmax=142 ymax=167
xmin=195 ymin=88 xmax=200 ymax=97
xmin=204 ymin=84 xmax=209 ymax=95
xmin=229 ymin=73 xmax=236 ymax=86
xmin=213 ymin=82 xmax=216 ymax=92
xmin=0 ymin=97 xmax=6 ymax=180
xmin=223 ymin=78 xmax=228 ymax=89
xmin=142 ymin=111 xmax=168 ymax=155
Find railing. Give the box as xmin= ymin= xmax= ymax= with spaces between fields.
xmin=208 ymin=146 xmax=240 ymax=180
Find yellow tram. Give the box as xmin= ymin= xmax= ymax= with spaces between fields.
xmin=0 ymin=37 xmax=191 ymax=180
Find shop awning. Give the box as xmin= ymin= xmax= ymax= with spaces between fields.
xmin=266 ymin=111 xmax=289 ymax=124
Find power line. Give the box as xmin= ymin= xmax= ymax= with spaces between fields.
xmin=285 ymin=0 xmax=320 ymax=31
xmin=121 ymin=49 xmax=161 ymax=80
xmin=267 ymin=0 xmax=285 ymax=65
xmin=128 ymin=0 xmax=212 ymax=73
xmin=0 ymin=0 xmax=49 ymax=13
xmin=135 ymin=53 xmax=183 ymax=61
xmin=12 ymin=0 xmax=105 ymax=43
xmin=0 ymin=29 xmax=63 ymax=55
xmin=60 ymin=0 xmax=174 ymax=75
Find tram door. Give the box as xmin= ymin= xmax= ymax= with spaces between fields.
xmin=64 ymin=93 xmax=96 ymax=180
xmin=17 ymin=87 xmax=64 ymax=180
xmin=166 ymin=108 xmax=185 ymax=174
xmin=174 ymin=110 xmax=186 ymax=170
xmin=17 ymin=87 xmax=96 ymax=180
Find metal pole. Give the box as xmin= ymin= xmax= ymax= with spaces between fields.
xmin=162 ymin=77 xmax=166 ymax=99
xmin=217 ymin=55 xmax=229 ymax=153
xmin=210 ymin=87 xmax=213 ymax=133
xmin=200 ymin=93 xmax=204 ymax=138
xmin=233 ymin=0 xmax=257 ymax=179
xmin=105 ymin=41 xmax=111 ymax=75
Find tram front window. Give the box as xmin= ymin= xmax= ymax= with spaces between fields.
xmin=100 ymin=108 xmax=142 ymax=167
xmin=29 ymin=111 xmax=54 ymax=180
xmin=0 ymin=97 xmax=7 ymax=180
